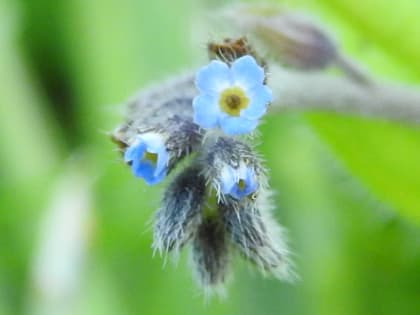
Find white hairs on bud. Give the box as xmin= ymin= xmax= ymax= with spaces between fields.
xmin=189 ymin=218 xmax=230 ymax=298
xmin=221 ymin=177 xmax=295 ymax=281
xmin=152 ymin=165 xmax=205 ymax=256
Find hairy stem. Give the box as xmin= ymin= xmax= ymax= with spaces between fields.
xmin=269 ymin=65 xmax=420 ymax=124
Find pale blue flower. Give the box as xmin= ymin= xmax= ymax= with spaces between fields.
xmin=220 ymin=163 xmax=258 ymax=199
xmin=124 ymin=133 xmax=169 ymax=185
xmin=193 ymin=55 xmax=272 ymax=135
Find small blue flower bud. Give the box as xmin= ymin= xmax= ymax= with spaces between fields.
xmin=153 ymin=165 xmax=206 ymax=254
xmin=122 ymin=115 xmax=202 ymax=185
xmin=200 ymin=136 xmax=262 ymax=200
xmin=124 ymin=132 xmax=169 ymax=185
xmin=220 ymin=163 xmax=258 ymax=200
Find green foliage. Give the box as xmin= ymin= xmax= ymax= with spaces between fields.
xmin=0 ymin=0 xmax=419 ymax=315
xmin=282 ymin=0 xmax=420 ymax=224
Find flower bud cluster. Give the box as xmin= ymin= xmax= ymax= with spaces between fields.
xmin=112 ymin=38 xmax=293 ymax=295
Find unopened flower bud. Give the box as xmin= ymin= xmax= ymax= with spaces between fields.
xmin=153 ymin=165 xmax=206 ymax=254
xmin=191 ymin=217 xmax=229 ymax=295
xmin=222 ymin=5 xmax=337 ymax=70
xmin=123 ymin=116 xmax=202 ymax=185
xmin=220 ymin=188 xmax=293 ymax=281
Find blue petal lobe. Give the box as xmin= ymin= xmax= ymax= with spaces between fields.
xmin=195 ymin=60 xmax=231 ymax=94
xmin=140 ymin=133 xmax=164 ymax=153
xmin=220 ymin=166 xmax=237 ymax=195
xmin=124 ymin=142 xmax=146 ymax=162
xmin=193 ymin=94 xmax=220 ymax=128
xmin=231 ymin=55 xmax=264 ymax=90
xmin=243 ymin=169 xmax=258 ymax=196
xmin=132 ymin=159 xmax=166 ymax=185
xmin=241 ymin=85 xmax=272 ymax=120
xmin=132 ymin=160 xmax=154 ymax=179
xmin=155 ymin=147 xmax=169 ymax=176
xmin=230 ymin=185 xmax=248 ymax=199
xmin=219 ymin=116 xmax=258 ymax=135
xmin=149 ymin=170 xmax=167 ymax=185
xmin=229 ymin=187 xmax=243 ymax=200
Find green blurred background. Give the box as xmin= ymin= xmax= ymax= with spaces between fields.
xmin=1 ymin=0 xmax=419 ymax=314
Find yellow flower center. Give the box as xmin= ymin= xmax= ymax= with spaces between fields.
xmin=237 ymin=179 xmax=246 ymax=190
xmin=219 ymin=87 xmax=249 ymax=116
xmin=143 ymin=151 xmax=158 ymax=164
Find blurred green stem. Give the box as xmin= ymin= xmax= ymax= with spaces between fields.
xmin=269 ymin=64 xmax=420 ymax=124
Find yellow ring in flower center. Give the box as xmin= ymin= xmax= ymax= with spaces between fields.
xmin=219 ymin=87 xmax=249 ymax=116
xmin=143 ymin=151 xmax=158 ymax=164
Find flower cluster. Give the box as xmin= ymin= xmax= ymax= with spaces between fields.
xmin=112 ymin=38 xmax=292 ymax=296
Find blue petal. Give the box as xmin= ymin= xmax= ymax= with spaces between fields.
xmin=228 ymin=186 xmax=244 ymax=200
xmin=241 ymin=85 xmax=272 ymax=120
xmin=230 ymin=186 xmax=250 ymax=200
xmin=230 ymin=185 xmax=248 ymax=199
xmin=231 ymin=55 xmax=264 ymax=90
xmin=155 ymin=147 xmax=169 ymax=176
xmin=220 ymin=166 xmax=237 ymax=195
xmin=229 ymin=180 xmax=257 ymax=200
xmin=132 ymin=160 xmax=166 ymax=185
xmin=219 ymin=116 xmax=259 ymax=135
xmin=193 ymin=94 xmax=220 ymax=128
xmin=149 ymin=169 xmax=167 ymax=185
xmin=243 ymin=168 xmax=258 ymax=196
xmin=124 ymin=142 xmax=146 ymax=163
xmin=140 ymin=133 xmax=165 ymax=153
xmin=132 ymin=159 xmax=154 ymax=179
xmin=195 ymin=60 xmax=231 ymax=94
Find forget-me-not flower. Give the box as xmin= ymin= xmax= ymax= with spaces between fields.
xmin=124 ymin=133 xmax=169 ymax=185
xmin=220 ymin=163 xmax=258 ymax=199
xmin=193 ymin=55 xmax=272 ymax=135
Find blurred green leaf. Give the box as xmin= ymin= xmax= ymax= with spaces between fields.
xmin=282 ymin=0 xmax=420 ymax=224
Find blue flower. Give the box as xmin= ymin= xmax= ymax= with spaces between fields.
xmin=193 ymin=55 xmax=272 ymax=135
xmin=220 ymin=163 xmax=258 ymax=200
xmin=124 ymin=133 xmax=169 ymax=185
